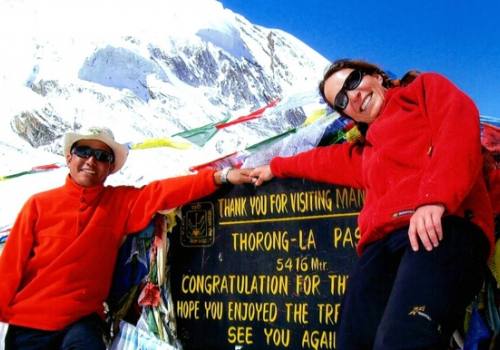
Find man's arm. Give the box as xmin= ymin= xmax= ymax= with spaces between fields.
xmin=0 ymin=198 xmax=37 ymax=320
xmin=124 ymin=168 xmax=253 ymax=233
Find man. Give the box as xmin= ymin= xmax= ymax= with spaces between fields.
xmin=0 ymin=126 xmax=253 ymax=349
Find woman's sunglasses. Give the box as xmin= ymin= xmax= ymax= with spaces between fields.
xmin=71 ymin=145 xmax=115 ymax=163
xmin=333 ymin=70 xmax=366 ymax=111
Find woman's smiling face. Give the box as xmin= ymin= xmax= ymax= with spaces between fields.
xmin=324 ymin=68 xmax=387 ymax=124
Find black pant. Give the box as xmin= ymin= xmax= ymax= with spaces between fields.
xmin=5 ymin=314 xmax=106 ymax=350
xmin=338 ymin=216 xmax=489 ymax=350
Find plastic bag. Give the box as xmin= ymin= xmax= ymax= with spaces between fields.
xmin=109 ymin=321 xmax=177 ymax=350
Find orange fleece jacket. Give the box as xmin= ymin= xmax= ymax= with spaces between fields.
xmin=0 ymin=169 xmax=217 ymax=330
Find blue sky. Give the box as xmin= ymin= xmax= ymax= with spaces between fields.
xmin=221 ymin=0 xmax=500 ymax=118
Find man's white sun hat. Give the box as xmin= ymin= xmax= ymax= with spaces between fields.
xmin=64 ymin=126 xmax=129 ymax=174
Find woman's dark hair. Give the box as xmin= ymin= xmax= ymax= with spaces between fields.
xmin=319 ymin=58 xmax=420 ymax=137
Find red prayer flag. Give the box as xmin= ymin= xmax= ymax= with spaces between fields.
xmin=216 ymin=99 xmax=280 ymax=129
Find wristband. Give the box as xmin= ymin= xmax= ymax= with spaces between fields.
xmin=220 ymin=167 xmax=232 ymax=184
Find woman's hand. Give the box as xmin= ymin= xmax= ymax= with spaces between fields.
xmin=227 ymin=168 xmax=254 ymax=185
xmin=249 ymin=165 xmax=274 ymax=186
xmin=408 ymin=204 xmax=445 ymax=251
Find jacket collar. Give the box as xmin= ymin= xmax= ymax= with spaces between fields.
xmin=64 ymin=175 xmax=105 ymax=204
xmin=378 ymin=86 xmax=399 ymax=118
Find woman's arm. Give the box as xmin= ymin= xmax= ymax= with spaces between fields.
xmin=252 ymin=142 xmax=365 ymax=188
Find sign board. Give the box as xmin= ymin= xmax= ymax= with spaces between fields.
xmin=169 ymin=178 xmax=363 ymax=350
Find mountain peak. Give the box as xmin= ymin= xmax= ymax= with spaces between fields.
xmin=0 ymin=0 xmax=329 ymax=228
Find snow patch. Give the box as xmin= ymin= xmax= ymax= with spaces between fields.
xmin=79 ymin=46 xmax=169 ymax=102
xmin=196 ymin=24 xmax=254 ymax=61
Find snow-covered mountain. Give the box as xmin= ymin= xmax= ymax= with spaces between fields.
xmin=0 ymin=0 xmax=329 ymax=229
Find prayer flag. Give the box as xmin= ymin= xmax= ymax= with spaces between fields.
xmin=172 ymin=116 xmax=230 ymax=147
xmin=216 ymin=99 xmax=279 ymax=129
xmin=131 ymin=138 xmax=191 ymax=150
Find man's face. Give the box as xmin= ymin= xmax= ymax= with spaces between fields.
xmin=66 ymin=139 xmax=115 ymax=187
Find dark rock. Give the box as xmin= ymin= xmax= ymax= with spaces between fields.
xmin=10 ymin=106 xmax=70 ymax=147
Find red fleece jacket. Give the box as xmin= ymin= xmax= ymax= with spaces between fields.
xmin=271 ymin=73 xmax=494 ymax=255
xmin=0 ymin=169 xmax=217 ymax=330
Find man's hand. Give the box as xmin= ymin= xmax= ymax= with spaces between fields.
xmin=214 ymin=168 xmax=254 ymax=185
xmin=249 ymin=165 xmax=274 ymax=186
xmin=408 ymin=204 xmax=445 ymax=251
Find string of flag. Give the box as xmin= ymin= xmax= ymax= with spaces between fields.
xmin=189 ymin=110 xmax=357 ymax=172
xmin=0 ymin=163 xmax=65 ymax=182
xmin=4 ymin=91 xmax=497 ymax=183
xmin=0 ymin=90 xmax=323 ymax=181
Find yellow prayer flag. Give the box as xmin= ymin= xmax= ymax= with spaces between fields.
xmin=303 ymin=107 xmax=327 ymax=126
xmin=131 ymin=138 xmax=191 ymax=150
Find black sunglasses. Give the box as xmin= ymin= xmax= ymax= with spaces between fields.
xmin=71 ymin=145 xmax=115 ymax=163
xmin=333 ymin=70 xmax=366 ymax=111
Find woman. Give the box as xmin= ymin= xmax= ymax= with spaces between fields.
xmin=250 ymin=59 xmax=494 ymax=349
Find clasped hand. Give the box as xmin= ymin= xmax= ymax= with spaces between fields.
xmin=249 ymin=165 xmax=274 ymax=186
